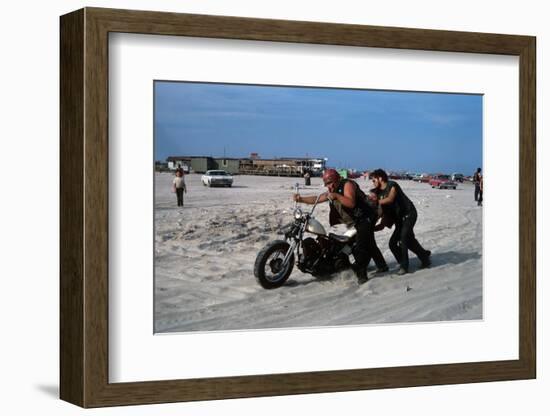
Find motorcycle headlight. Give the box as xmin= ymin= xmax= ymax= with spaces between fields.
xmin=294 ymin=208 xmax=303 ymax=220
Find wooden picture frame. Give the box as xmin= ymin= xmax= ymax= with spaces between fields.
xmin=60 ymin=7 xmax=536 ymax=408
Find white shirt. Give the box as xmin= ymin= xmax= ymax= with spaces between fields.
xmin=173 ymin=176 xmax=186 ymax=189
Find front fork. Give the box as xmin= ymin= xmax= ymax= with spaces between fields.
xmin=281 ymin=238 xmax=298 ymax=268
xmin=281 ymin=220 xmax=306 ymax=268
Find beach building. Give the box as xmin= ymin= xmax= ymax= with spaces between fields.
xmin=166 ymin=156 xmax=193 ymax=172
xmin=239 ymin=154 xmax=327 ymax=176
xmin=165 ymin=154 xmax=327 ymax=177
xmin=166 ymin=156 xmax=241 ymax=174
xmin=213 ymin=158 xmax=241 ymax=174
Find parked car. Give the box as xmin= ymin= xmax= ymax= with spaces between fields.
xmin=388 ymin=172 xmax=402 ymax=180
xmin=451 ymin=173 xmax=464 ymax=183
xmin=429 ymin=174 xmax=457 ymax=189
xmin=347 ymin=170 xmax=362 ymax=179
xmin=412 ymin=173 xmax=431 ymax=183
xmin=201 ymin=170 xmax=234 ymax=187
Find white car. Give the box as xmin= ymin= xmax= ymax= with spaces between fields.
xmin=201 ymin=170 xmax=234 ymax=187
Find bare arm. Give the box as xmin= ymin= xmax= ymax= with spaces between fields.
xmin=329 ymin=181 xmax=356 ymax=209
xmin=293 ymin=193 xmax=329 ymax=204
xmin=294 ymin=182 xmax=357 ymax=207
xmin=378 ymin=186 xmax=397 ymax=206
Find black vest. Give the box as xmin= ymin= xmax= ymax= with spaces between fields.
xmin=377 ymin=180 xmax=415 ymax=220
xmin=329 ymin=179 xmax=376 ymax=226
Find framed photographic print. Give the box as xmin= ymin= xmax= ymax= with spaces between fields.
xmin=60 ymin=7 xmax=536 ymax=408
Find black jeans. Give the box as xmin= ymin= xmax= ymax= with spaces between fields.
xmin=354 ymin=219 xmax=387 ymax=270
xmin=475 ymin=184 xmax=481 ymax=202
xmin=176 ymin=188 xmax=184 ymax=206
xmin=389 ymin=210 xmax=429 ymax=271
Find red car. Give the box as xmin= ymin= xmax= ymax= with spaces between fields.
xmin=429 ymin=174 xmax=457 ymax=189
xmin=412 ymin=173 xmax=431 ymax=183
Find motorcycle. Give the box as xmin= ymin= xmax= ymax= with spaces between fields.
xmin=253 ymin=184 xmax=359 ymax=289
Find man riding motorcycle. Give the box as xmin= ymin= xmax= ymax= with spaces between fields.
xmin=293 ymin=169 xmax=388 ymax=282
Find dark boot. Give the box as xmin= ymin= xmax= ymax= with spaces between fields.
xmin=354 ymin=265 xmax=369 ymax=284
xmin=369 ymin=265 xmax=389 ymax=278
xmin=419 ymin=250 xmax=432 ymax=268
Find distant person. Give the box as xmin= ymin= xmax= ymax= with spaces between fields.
xmin=304 ymin=171 xmax=311 ymax=186
xmin=478 ymin=175 xmax=483 ymax=207
xmin=293 ymin=168 xmax=388 ymax=283
xmin=473 ymin=168 xmax=482 ymax=204
xmin=370 ymin=169 xmax=431 ymax=275
xmin=173 ymin=170 xmax=187 ymax=207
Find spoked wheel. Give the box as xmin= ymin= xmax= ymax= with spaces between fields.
xmin=254 ymin=240 xmax=295 ymax=289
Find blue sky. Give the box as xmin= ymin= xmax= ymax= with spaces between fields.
xmin=154 ymin=81 xmax=482 ymax=174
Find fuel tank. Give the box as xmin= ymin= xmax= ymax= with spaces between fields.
xmin=305 ymin=218 xmax=327 ymax=236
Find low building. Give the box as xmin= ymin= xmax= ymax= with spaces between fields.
xmin=166 ymin=156 xmax=216 ymax=173
xmin=239 ymin=157 xmax=327 ymax=177
xmin=166 ymin=156 xmax=192 ymax=172
xmin=166 ymin=155 xmax=327 ymax=176
xmin=189 ymin=157 xmax=215 ymax=173
xmin=213 ymin=158 xmax=241 ymax=174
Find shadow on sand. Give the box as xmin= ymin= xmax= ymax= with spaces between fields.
xmin=284 ymin=250 xmax=481 ymax=285
xmin=422 ymin=250 xmax=481 ymax=268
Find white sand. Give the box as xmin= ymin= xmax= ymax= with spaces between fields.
xmin=154 ymin=173 xmax=482 ymax=333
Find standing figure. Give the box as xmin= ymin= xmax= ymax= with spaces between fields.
xmin=173 ymin=170 xmax=187 ymax=207
xmin=473 ymin=167 xmax=482 ymax=204
xmin=303 ymin=170 xmax=311 ymax=186
xmin=478 ymin=175 xmax=483 ymax=206
xmin=370 ymin=169 xmax=431 ymax=276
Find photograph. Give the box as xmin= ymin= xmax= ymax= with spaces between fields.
xmin=153 ymin=80 xmax=484 ymax=333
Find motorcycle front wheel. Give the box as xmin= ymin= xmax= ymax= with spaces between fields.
xmin=254 ymin=240 xmax=295 ymax=289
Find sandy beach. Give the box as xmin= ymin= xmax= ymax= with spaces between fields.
xmin=154 ymin=173 xmax=482 ymax=333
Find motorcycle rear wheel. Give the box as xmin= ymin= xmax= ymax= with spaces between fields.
xmin=254 ymin=240 xmax=295 ymax=289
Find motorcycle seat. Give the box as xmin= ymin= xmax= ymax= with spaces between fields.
xmin=328 ymin=233 xmax=351 ymax=243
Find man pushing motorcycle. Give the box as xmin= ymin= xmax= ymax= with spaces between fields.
xmin=293 ymin=168 xmax=388 ymax=282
